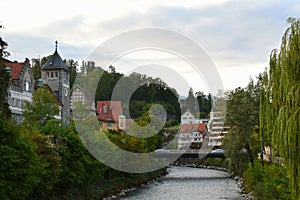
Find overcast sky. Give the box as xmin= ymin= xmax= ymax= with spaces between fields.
xmin=1 ymin=0 xmax=299 ymax=96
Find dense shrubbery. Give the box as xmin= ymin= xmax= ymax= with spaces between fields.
xmin=243 ymin=161 xmax=290 ymax=199
xmin=0 ymin=119 xmax=42 ymax=200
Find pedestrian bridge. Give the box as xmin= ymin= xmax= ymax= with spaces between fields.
xmin=153 ymin=150 xmax=225 ymax=159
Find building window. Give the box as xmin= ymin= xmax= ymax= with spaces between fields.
xmin=12 ymin=98 xmax=16 ymax=106
xmin=47 ymin=72 xmax=50 ymax=78
xmin=64 ymin=88 xmax=68 ymax=96
xmin=106 ymin=123 xmax=112 ymax=127
xmin=51 ymin=72 xmax=54 ymax=78
xmin=103 ymin=105 xmax=107 ymax=113
xmin=25 ymin=81 xmax=30 ymax=92
xmin=55 ymin=71 xmax=58 ymax=77
xmin=17 ymin=99 xmax=21 ymax=108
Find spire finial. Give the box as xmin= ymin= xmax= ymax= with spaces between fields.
xmin=55 ymin=40 xmax=58 ymax=51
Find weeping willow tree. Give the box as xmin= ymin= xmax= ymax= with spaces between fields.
xmin=261 ymin=17 xmax=300 ymax=199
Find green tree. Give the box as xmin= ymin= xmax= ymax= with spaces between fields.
xmin=196 ymin=91 xmax=212 ymax=118
xmin=31 ymin=56 xmax=49 ymax=81
xmin=31 ymin=58 xmax=41 ymax=80
xmin=0 ymin=119 xmax=42 ymax=200
xmin=81 ymin=60 xmax=95 ymax=74
xmin=261 ymin=17 xmax=300 ymax=199
xmin=23 ymin=88 xmax=59 ymax=127
xmin=25 ymin=128 xmax=61 ymax=199
xmin=223 ymin=78 xmax=261 ymax=176
xmin=65 ymin=59 xmax=78 ymax=88
xmin=0 ymin=37 xmax=11 ymax=119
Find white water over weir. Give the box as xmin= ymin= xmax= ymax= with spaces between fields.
xmin=107 ymin=166 xmax=244 ymax=200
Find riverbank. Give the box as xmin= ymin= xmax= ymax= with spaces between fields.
xmin=100 ymin=169 xmax=168 ymax=200
xmin=96 ymin=160 xmax=254 ymax=200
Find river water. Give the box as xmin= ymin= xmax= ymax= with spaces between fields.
xmin=113 ymin=166 xmax=244 ymax=200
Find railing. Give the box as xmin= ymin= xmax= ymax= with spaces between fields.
xmin=153 ymin=150 xmax=225 ymax=159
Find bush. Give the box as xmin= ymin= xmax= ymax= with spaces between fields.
xmin=0 ymin=120 xmax=42 ymax=200
xmin=243 ymin=161 xmax=291 ymax=199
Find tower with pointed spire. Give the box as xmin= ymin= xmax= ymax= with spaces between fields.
xmin=41 ymin=41 xmax=70 ymax=124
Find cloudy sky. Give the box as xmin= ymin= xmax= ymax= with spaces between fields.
xmin=1 ymin=0 xmax=299 ymax=96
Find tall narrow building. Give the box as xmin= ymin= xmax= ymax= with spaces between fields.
xmin=41 ymin=41 xmax=70 ymax=123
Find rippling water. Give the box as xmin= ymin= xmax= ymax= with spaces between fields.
xmin=114 ymin=166 xmax=244 ymax=200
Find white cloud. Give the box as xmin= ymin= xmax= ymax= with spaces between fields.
xmin=1 ymin=0 xmax=300 ymax=93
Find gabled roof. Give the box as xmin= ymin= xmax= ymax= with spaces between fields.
xmin=181 ymin=109 xmax=195 ymax=118
xmin=198 ymin=123 xmax=207 ymax=133
xmin=179 ymin=123 xmax=208 ymax=134
xmin=3 ymin=59 xmax=26 ymax=80
xmin=41 ymin=44 xmax=68 ymax=71
xmin=97 ymin=101 xmax=122 ymax=122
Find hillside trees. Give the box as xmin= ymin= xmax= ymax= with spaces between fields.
xmin=196 ymin=91 xmax=212 ymax=118
xmin=65 ymin=59 xmax=78 ymax=88
xmin=94 ymin=69 xmax=181 ymax=122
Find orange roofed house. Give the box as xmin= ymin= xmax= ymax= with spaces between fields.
xmin=97 ymin=101 xmax=126 ymax=131
xmin=178 ymin=123 xmax=208 ymax=150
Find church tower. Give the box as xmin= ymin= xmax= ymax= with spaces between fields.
xmin=41 ymin=41 xmax=70 ymax=124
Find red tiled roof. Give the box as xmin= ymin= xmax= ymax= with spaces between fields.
xmin=198 ymin=123 xmax=207 ymax=133
xmin=97 ymin=101 xmax=122 ymax=122
xmin=179 ymin=123 xmax=207 ymax=134
xmin=4 ymin=60 xmax=25 ymax=80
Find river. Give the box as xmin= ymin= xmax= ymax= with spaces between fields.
xmin=109 ymin=166 xmax=244 ymax=200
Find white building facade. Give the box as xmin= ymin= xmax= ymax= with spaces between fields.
xmin=177 ymin=123 xmax=207 ymax=150
xmin=208 ymin=111 xmax=229 ymax=147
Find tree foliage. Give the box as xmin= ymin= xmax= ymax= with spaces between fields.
xmin=0 ymin=37 xmax=11 ymax=119
xmin=0 ymin=119 xmax=42 ymax=200
xmin=31 ymin=56 xmax=49 ymax=81
xmin=260 ymin=17 xmax=300 ymax=199
xmin=196 ymin=91 xmax=212 ymax=118
xmin=94 ymin=69 xmax=180 ymax=122
xmin=23 ymin=88 xmax=59 ymax=127
xmin=64 ymin=59 xmax=78 ymax=88
xmin=243 ymin=161 xmax=290 ymax=200
xmin=223 ymin=78 xmax=261 ymax=176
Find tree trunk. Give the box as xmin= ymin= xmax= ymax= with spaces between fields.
xmin=246 ymin=143 xmax=254 ymax=167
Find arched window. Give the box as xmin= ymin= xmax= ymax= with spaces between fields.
xmin=25 ymin=81 xmax=30 ymax=92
